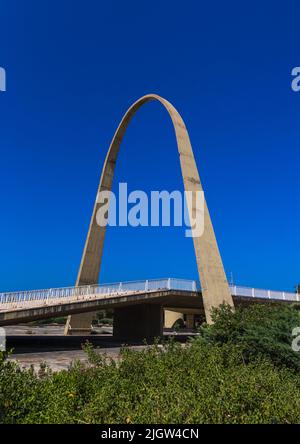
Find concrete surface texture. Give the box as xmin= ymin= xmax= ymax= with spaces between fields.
xmin=66 ymin=94 xmax=234 ymax=334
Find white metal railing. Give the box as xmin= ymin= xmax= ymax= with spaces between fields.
xmin=0 ymin=278 xmax=298 ymax=312
xmin=229 ymin=285 xmax=299 ymax=302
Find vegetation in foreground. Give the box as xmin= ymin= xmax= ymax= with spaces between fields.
xmin=1 ymin=304 xmax=300 ymax=424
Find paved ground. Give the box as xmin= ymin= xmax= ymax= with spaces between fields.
xmin=4 ymin=324 xmax=112 ymax=336
xmin=8 ymin=346 xmax=146 ymax=372
xmin=4 ymin=324 xmax=192 ymax=372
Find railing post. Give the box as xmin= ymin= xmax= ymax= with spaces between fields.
xmin=145 ymin=280 xmax=149 ymax=292
xmin=282 ymin=292 xmax=285 ymax=300
xmin=192 ymin=281 xmax=196 ymax=292
xmin=252 ymin=288 xmax=255 ymax=297
xmin=268 ymin=290 xmax=271 ymax=299
xmin=119 ymin=282 xmax=122 ymax=292
xmin=167 ymin=278 xmax=171 ymax=290
xmin=47 ymin=289 xmax=52 ymax=305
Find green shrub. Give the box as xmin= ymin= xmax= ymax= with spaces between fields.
xmin=1 ymin=337 xmax=300 ymax=424
xmin=199 ymin=303 xmax=300 ymax=371
xmin=100 ymin=318 xmax=113 ymax=325
xmin=1 ymin=304 xmax=300 ymax=424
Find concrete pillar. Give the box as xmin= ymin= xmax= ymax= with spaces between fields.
xmin=113 ymin=304 xmax=163 ymax=342
xmin=64 ymin=312 xmax=95 ymax=335
xmin=164 ymin=310 xmax=184 ymax=328
xmin=186 ymin=314 xmax=195 ymax=329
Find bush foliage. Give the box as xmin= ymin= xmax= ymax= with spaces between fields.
xmin=200 ymin=303 xmax=300 ymax=371
xmin=1 ymin=303 xmax=300 ymax=424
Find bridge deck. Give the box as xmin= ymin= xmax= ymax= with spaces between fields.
xmin=0 ymin=278 xmax=298 ymax=326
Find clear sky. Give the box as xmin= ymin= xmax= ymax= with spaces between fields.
xmin=0 ymin=1 xmax=299 ymax=292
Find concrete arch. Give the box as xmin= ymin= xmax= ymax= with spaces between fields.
xmin=65 ymin=94 xmax=233 ymax=334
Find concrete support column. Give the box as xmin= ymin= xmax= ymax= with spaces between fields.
xmin=113 ymin=304 xmax=163 ymax=342
xmin=64 ymin=312 xmax=95 ymax=336
xmin=186 ymin=314 xmax=195 ymax=329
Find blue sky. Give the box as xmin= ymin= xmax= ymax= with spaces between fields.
xmin=0 ymin=1 xmax=299 ymax=292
